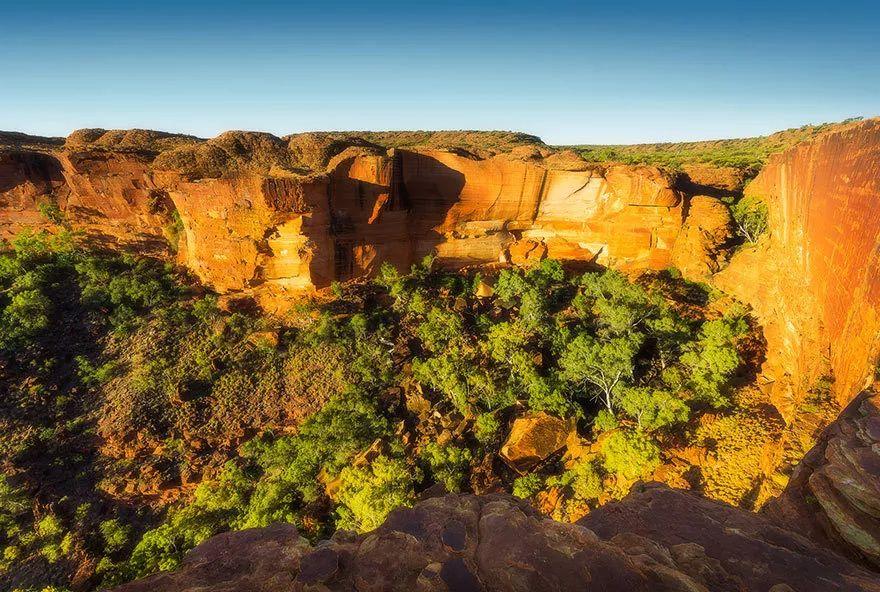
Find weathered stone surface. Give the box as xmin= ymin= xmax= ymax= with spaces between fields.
xmin=579 ymin=483 xmax=880 ymax=591
xmin=670 ymin=195 xmax=734 ymax=278
xmin=765 ymin=391 xmax=880 ymax=568
xmin=113 ymin=487 xmax=880 ymax=592
xmin=113 ymin=523 xmax=308 ymax=592
xmin=500 ymin=412 xmax=574 ymax=473
xmin=716 ymin=118 xmax=880 ymax=412
xmin=0 ymin=129 xmax=695 ymax=312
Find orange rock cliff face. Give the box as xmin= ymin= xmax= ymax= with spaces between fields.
xmin=0 ymin=132 xmax=696 ymax=311
xmin=717 ymin=118 xmax=880 ymax=413
xmin=3 ymin=120 xmax=880 ymax=412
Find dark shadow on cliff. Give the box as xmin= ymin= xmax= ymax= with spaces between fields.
xmin=307 ymin=151 xmax=466 ymax=286
xmin=0 ymin=151 xmax=65 ymax=195
xmin=674 ymin=172 xmax=743 ymax=200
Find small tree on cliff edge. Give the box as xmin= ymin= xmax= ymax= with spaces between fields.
xmin=731 ymin=195 xmax=768 ymax=244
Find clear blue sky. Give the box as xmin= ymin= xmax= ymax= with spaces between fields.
xmin=2 ymin=0 xmax=878 ymax=144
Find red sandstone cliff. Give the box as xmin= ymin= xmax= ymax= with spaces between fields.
xmin=0 ymin=130 xmax=725 ymax=312
xmin=6 ymin=121 xmax=880 ymax=405
xmin=716 ymin=118 xmax=880 ymax=414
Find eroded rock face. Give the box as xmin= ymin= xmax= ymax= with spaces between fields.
xmin=113 ymin=487 xmax=880 ymax=592
xmin=716 ymin=118 xmax=880 ymax=412
xmin=765 ymin=391 xmax=880 ymax=568
xmin=0 ymin=130 xmax=709 ymax=311
xmin=670 ymin=195 xmax=734 ymax=278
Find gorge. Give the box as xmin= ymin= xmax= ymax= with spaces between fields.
xmin=2 ymin=118 xmax=880 ymax=591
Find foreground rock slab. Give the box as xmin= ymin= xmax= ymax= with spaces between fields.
xmin=766 ymin=391 xmax=880 ymax=569
xmin=115 ymin=486 xmax=880 ymax=592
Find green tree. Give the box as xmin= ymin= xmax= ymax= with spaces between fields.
xmin=618 ymin=387 xmax=690 ymax=431
xmin=576 ymin=270 xmax=658 ymax=335
xmin=731 ymin=195 xmax=769 ymax=243
xmin=559 ymin=332 xmax=642 ymax=411
xmin=680 ymin=316 xmax=745 ymax=407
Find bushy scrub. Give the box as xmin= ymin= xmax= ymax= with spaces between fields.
xmin=601 ymin=430 xmax=661 ymax=480
xmin=474 ymin=413 xmax=502 ymax=444
xmin=335 ymin=454 xmax=419 ymax=532
xmin=116 ymin=389 xmax=393 ymax=579
xmin=420 ymin=443 xmax=472 ymax=493
xmin=512 ymin=474 xmax=544 ymax=499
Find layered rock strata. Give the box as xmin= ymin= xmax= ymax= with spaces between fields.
xmin=0 ymin=131 xmax=723 ymax=311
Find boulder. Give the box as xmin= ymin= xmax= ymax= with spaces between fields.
xmin=500 ymin=412 xmax=574 ymax=473
xmin=764 ymin=391 xmax=880 ymax=568
xmin=114 ymin=490 xmax=880 ymax=592
xmin=507 ymin=239 xmax=547 ymax=266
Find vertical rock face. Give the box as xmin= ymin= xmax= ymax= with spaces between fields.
xmin=716 ymin=119 xmax=880 ymax=412
xmin=670 ymin=195 xmax=734 ymax=279
xmin=4 ymin=122 xmax=880 ymax=405
xmin=0 ymin=134 xmax=694 ymax=309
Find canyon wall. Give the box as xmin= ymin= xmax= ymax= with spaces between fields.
xmin=4 ymin=120 xmax=880 ymax=407
xmin=0 ymin=133 xmax=710 ymax=312
xmin=716 ymin=118 xmax=880 ymax=413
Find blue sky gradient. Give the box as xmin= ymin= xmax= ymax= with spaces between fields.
xmin=2 ymin=0 xmax=878 ymax=144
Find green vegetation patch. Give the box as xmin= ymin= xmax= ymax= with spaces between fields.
xmin=0 ymin=232 xmax=762 ymax=591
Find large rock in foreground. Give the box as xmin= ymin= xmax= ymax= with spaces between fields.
xmin=115 ymin=489 xmax=880 ymax=592
xmin=113 ymin=391 xmax=880 ymax=592
xmin=765 ymin=391 xmax=880 ymax=569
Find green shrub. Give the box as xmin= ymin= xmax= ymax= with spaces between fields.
xmin=38 ymin=202 xmax=66 ymax=225
xmin=335 ymin=454 xmax=418 ymax=532
xmin=420 ymin=443 xmax=472 ymax=493
xmin=601 ymin=430 xmax=661 ymax=480
xmin=474 ymin=413 xmax=501 ymax=444
xmin=417 ymin=307 xmax=465 ymax=353
xmin=0 ymin=476 xmax=28 ymax=540
xmin=549 ymin=458 xmax=603 ymax=502
xmin=512 ymin=473 xmax=544 ymax=499
xmin=0 ymin=289 xmax=51 ymax=350
xmin=99 ymin=519 xmax=132 ymax=553
xmin=36 ymin=514 xmax=72 ymax=563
